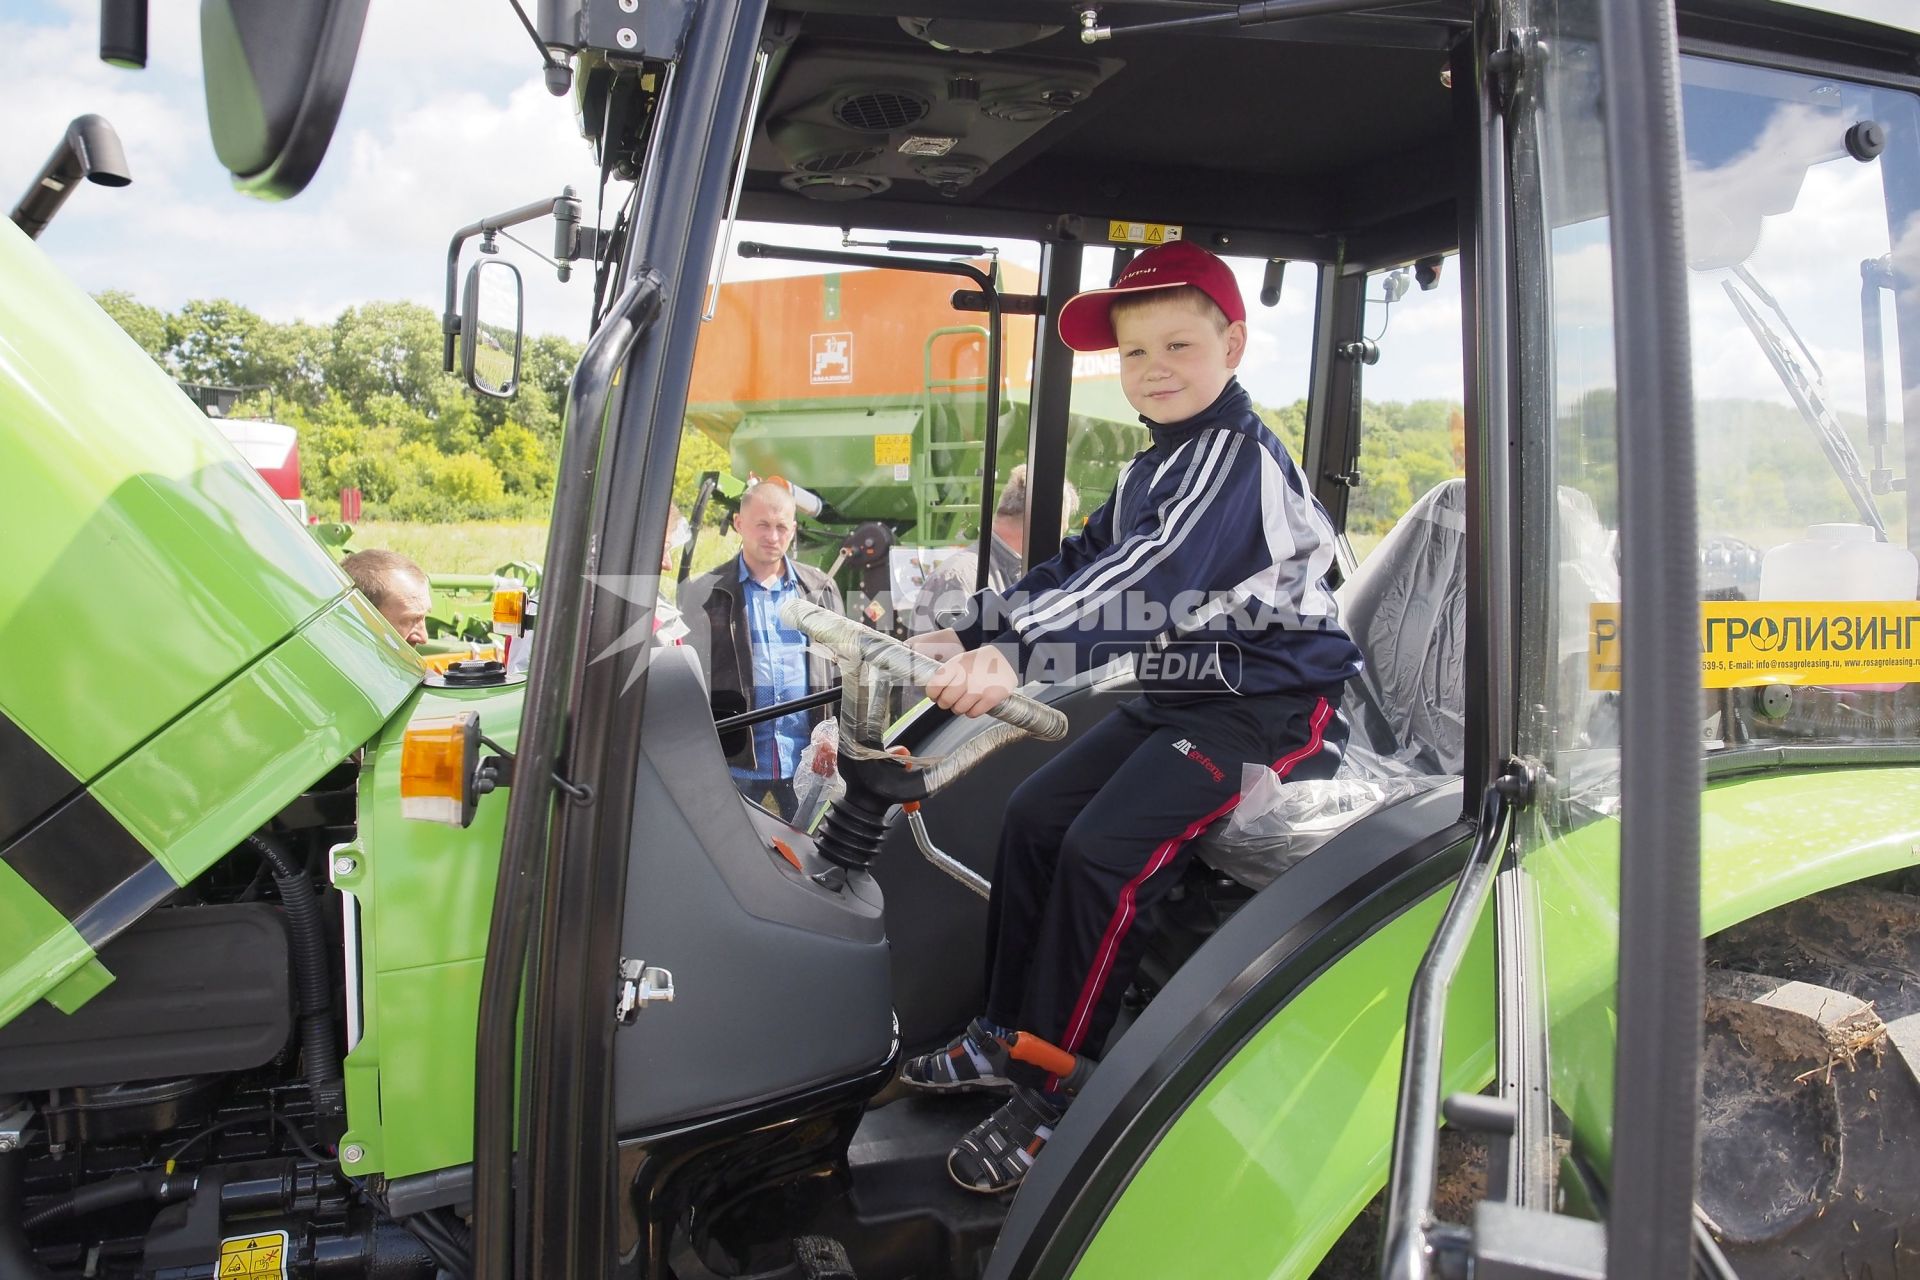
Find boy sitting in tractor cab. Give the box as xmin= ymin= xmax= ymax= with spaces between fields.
xmin=905 ymin=240 xmax=1362 ymax=1192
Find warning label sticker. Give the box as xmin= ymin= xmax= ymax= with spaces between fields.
xmin=219 ymin=1232 xmax=289 ymax=1277
xmin=873 ymin=433 xmax=912 ymax=467
xmin=1107 ymin=220 xmax=1184 ymax=246
xmin=1589 ymin=601 xmax=1920 ymax=691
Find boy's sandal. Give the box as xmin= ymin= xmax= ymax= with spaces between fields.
xmin=947 ymin=1087 xmax=1065 ymax=1195
xmin=898 ymin=1017 xmax=1016 ymax=1094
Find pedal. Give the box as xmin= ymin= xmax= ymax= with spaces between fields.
xmin=792 ymin=1234 xmax=857 ymax=1280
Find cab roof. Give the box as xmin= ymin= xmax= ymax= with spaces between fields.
xmin=729 ymin=0 xmax=1920 ymax=270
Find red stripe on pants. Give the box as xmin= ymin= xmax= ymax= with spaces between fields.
xmin=1058 ymin=696 xmax=1333 ymax=1056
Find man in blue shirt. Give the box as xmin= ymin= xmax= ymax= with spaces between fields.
xmin=683 ymin=481 xmax=843 ymax=821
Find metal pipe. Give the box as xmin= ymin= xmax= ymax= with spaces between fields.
xmin=1467 ymin=9 xmax=1514 ymax=819
xmin=713 ymin=686 xmax=840 ymax=733
xmin=704 ymin=48 xmax=771 ymax=322
xmin=1381 ymin=781 xmax=1513 ymax=1280
xmin=978 ymin=285 xmax=1005 ymax=593
xmin=1081 ymin=0 xmax=1423 ymax=42
xmin=679 ymin=472 xmax=718 ymax=587
xmin=9 ymin=115 xmax=131 ymax=239
xmin=905 ymin=808 xmax=990 ymax=899
xmin=1024 ymin=239 xmax=1083 ymax=567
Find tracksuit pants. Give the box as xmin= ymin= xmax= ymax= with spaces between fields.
xmin=981 ymin=688 xmax=1347 ymax=1079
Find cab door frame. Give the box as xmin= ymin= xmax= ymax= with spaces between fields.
xmin=1380 ymin=0 xmax=1703 ymax=1274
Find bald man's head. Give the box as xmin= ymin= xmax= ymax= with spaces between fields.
xmin=734 ymin=482 xmax=798 ymax=580
xmin=342 ymin=549 xmax=432 ymax=646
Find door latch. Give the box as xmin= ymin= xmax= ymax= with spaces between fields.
xmin=616 ymin=959 xmax=674 ymax=1024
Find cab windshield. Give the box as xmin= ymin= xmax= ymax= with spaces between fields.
xmin=1683 ymin=56 xmax=1920 ymax=751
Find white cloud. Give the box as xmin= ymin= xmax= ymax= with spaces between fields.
xmin=7 ymin=0 xmax=606 ymax=340
xmin=1684 ymin=126 xmax=1895 ymax=419
xmin=0 ymin=13 xmax=200 ymax=194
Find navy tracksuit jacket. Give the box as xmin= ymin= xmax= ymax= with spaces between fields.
xmin=952 ymin=378 xmax=1364 ymax=1077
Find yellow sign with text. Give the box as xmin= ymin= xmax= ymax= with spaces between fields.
xmin=872 ymin=433 xmax=913 ymax=467
xmin=219 ymin=1231 xmax=289 ymax=1277
xmin=1589 ymin=601 xmax=1920 ymax=691
xmin=1107 ymin=220 xmax=1184 ymax=246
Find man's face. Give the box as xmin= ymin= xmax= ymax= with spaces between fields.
xmin=734 ymin=492 xmax=797 ymax=578
xmin=381 ymin=577 xmax=433 ymax=647
xmin=1113 ymin=295 xmax=1247 ymax=425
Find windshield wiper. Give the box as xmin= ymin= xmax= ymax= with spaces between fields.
xmin=1722 ymin=272 xmax=1886 ymax=536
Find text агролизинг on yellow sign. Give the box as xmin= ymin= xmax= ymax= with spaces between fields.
xmin=1589 ymin=601 xmax=1920 ymax=691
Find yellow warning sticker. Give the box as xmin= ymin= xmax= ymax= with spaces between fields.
xmin=219 ymin=1230 xmax=289 ymax=1277
xmin=1589 ymin=601 xmax=1920 ymax=691
xmin=1106 ymin=220 xmax=1184 ymax=246
xmin=873 ymin=433 xmax=913 ymax=467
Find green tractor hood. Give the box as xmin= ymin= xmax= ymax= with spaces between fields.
xmin=0 ymin=222 xmax=422 ymax=1025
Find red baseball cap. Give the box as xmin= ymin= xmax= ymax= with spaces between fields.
xmin=1056 ymin=239 xmax=1246 ymax=352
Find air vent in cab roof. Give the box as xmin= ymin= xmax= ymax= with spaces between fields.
xmin=832 ymin=88 xmax=932 ymax=132
xmin=754 ymin=42 xmax=1122 ymax=202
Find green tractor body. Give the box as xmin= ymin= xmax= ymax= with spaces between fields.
xmin=0 ymin=220 xmax=422 ymax=1026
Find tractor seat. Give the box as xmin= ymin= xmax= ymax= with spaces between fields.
xmin=1193 ymin=479 xmax=1469 ymax=887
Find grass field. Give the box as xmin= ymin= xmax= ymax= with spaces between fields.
xmin=350 ymin=519 xmax=743 ymax=591
xmin=352 ymin=521 xmax=550 ymax=575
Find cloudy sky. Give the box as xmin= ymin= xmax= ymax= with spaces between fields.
xmin=6 ymin=1 xmax=1905 ymax=422
xmin=3 ymin=0 xmax=611 ymax=338
xmin=0 ymin=0 xmax=1474 ymax=409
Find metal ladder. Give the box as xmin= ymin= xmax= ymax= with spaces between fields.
xmin=916 ymin=324 xmax=992 ymax=544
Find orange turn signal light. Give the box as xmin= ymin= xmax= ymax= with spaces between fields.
xmin=399 ymin=711 xmax=481 ymax=827
xmin=493 ymin=582 xmax=526 ymax=634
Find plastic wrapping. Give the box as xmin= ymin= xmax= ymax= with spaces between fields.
xmin=791 ymin=717 xmax=846 ymax=831
xmin=1335 ymin=479 xmax=1467 ymax=773
xmin=1197 ymin=745 xmax=1448 ymax=889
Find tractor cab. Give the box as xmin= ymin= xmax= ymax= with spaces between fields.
xmin=503 ymin=2 xmax=1920 ymax=1277
xmin=6 ymin=2 xmax=1920 ymax=1280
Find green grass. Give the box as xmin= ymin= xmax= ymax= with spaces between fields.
xmin=349 ymin=518 xmax=739 ymax=596
xmin=352 ymin=520 xmax=550 ymax=575
xmin=684 ymin=528 xmax=742 ymax=580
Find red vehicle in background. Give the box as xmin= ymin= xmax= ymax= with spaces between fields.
xmin=212 ymin=417 xmax=307 ymax=523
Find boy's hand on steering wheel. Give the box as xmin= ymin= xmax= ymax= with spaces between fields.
xmin=926 ymin=646 xmax=1018 ymax=718
xmin=907 ymin=627 xmax=964 ymax=666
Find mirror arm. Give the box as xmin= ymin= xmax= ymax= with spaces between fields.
xmin=442 ymin=189 xmax=587 ymax=372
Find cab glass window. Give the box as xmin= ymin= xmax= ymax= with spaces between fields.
xmin=1510 ymin=0 xmax=1626 ymax=1185
xmin=1681 ymin=58 xmax=1920 ymax=750
xmin=668 ymin=223 xmax=1045 ymax=821
xmin=1349 ymin=256 xmax=1466 ymax=563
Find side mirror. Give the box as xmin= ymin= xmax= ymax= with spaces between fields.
xmin=201 ymin=0 xmax=369 ymax=199
xmin=462 ymin=259 xmax=525 ymax=399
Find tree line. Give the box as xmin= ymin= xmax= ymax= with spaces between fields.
xmin=97 ymin=291 xmax=1480 ymax=533
xmin=96 ymin=291 xmax=582 ymax=522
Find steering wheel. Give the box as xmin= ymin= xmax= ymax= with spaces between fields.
xmin=780 ymin=598 xmax=1067 ymax=750
xmin=781 ymin=598 xmax=1067 ymax=867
